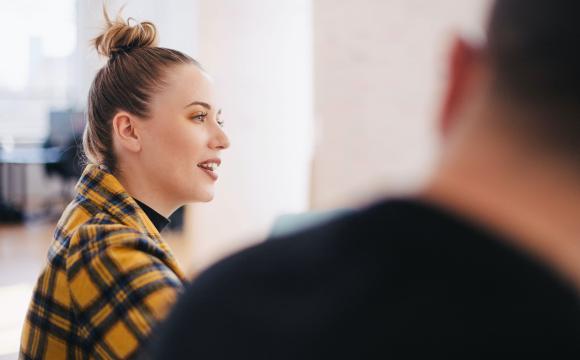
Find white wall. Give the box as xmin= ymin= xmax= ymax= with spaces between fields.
xmin=73 ymin=0 xmax=199 ymax=108
xmin=185 ymin=0 xmax=314 ymax=272
xmin=311 ymin=0 xmax=491 ymax=209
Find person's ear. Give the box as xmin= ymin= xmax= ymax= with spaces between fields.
xmin=112 ymin=112 xmax=141 ymax=153
xmin=438 ymin=35 xmax=482 ymax=138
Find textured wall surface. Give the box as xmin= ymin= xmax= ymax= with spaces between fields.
xmin=311 ymin=0 xmax=491 ymax=208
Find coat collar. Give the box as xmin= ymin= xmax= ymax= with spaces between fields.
xmin=75 ymin=164 xmax=164 ymax=242
xmin=64 ymin=164 xmax=187 ymax=282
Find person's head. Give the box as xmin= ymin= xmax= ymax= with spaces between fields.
xmin=439 ymin=0 xmax=580 ymax=169
xmin=83 ymin=11 xmax=229 ymax=212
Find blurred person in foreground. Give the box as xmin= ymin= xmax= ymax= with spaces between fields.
xmin=150 ymin=0 xmax=580 ymax=357
xmin=20 ymin=9 xmax=229 ymax=360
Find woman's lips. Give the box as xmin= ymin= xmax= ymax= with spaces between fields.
xmin=197 ymin=158 xmax=221 ymax=181
xmin=198 ymin=166 xmax=218 ymax=181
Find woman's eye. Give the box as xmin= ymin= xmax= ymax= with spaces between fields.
xmin=190 ymin=112 xmax=208 ymax=122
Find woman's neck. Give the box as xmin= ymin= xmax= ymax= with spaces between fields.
xmin=113 ymin=168 xmax=178 ymax=219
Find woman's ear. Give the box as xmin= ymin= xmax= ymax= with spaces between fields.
xmin=112 ymin=112 xmax=142 ymax=153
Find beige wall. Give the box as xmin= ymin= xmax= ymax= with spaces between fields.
xmin=311 ymin=0 xmax=491 ymax=209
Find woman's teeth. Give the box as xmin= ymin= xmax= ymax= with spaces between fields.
xmin=198 ymin=162 xmax=219 ymax=171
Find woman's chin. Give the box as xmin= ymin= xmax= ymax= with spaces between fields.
xmin=191 ymin=190 xmax=215 ymax=203
xmin=199 ymin=196 xmax=214 ymax=203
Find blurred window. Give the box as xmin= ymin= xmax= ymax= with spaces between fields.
xmin=0 ymin=0 xmax=76 ymax=144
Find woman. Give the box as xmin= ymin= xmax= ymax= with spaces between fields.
xmin=20 ymin=11 xmax=229 ymax=359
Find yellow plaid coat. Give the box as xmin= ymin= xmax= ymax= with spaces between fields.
xmin=20 ymin=165 xmax=187 ymax=359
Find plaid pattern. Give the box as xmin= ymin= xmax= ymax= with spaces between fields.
xmin=20 ymin=164 xmax=187 ymax=359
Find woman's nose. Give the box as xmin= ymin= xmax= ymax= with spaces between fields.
xmin=209 ymin=125 xmax=230 ymax=150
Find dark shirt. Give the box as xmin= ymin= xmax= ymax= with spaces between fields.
xmin=134 ymin=199 xmax=170 ymax=233
xmin=151 ymin=199 xmax=580 ymax=358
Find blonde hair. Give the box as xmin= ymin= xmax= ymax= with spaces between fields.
xmin=83 ymin=8 xmax=200 ymax=173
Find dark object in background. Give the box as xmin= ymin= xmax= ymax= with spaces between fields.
xmin=38 ymin=110 xmax=85 ymax=220
xmin=0 ymin=146 xmax=62 ymax=223
xmin=44 ymin=137 xmax=84 ymax=181
xmin=0 ymin=203 xmax=23 ymax=223
xmin=44 ymin=109 xmax=85 ymax=182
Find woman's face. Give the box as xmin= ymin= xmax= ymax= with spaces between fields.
xmin=137 ymin=63 xmax=230 ymax=205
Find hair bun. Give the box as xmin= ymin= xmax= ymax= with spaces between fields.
xmin=93 ymin=9 xmax=158 ymax=59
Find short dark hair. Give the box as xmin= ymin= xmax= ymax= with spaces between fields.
xmin=486 ymin=0 xmax=580 ymax=152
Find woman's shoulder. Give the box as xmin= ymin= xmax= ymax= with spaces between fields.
xmin=67 ymin=213 xmax=164 ymax=257
xmin=63 ymin=211 xmax=185 ymax=282
xmin=49 ymin=196 xmax=186 ymax=282
xmin=55 ymin=195 xmax=157 ymax=252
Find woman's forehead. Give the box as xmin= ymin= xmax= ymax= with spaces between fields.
xmin=159 ymin=64 xmax=217 ymax=107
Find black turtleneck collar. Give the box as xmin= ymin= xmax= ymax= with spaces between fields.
xmin=134 ymin=199 xmax=170 ymax=233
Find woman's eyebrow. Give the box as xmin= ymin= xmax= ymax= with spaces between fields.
xmin=184 ymin=101 xmax=222 ymax=115
xmin=184 ymin=101 xmax=211 ymax=109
